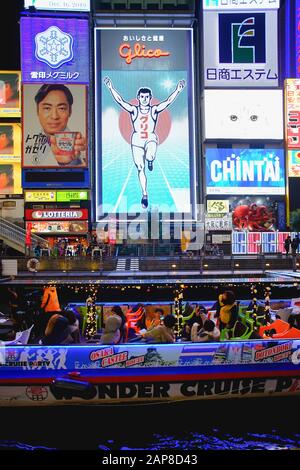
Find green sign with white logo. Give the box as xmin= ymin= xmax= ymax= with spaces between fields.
xmin=56 ymin=191 xmax=88 ymax=202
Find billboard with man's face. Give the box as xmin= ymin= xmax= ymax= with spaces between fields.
xmin=94 ymin=28 xmax=196 ymax=218
xmin=0 ymin=71 xmax=21 ymax=118
xmin=0 ymin=124 xmax=21 ymax=158
xmin=22 ymin=83 xmax=87 ymax=168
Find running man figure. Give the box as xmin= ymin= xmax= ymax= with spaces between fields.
xmin=104 ymin=77 xmax=186 ymax=209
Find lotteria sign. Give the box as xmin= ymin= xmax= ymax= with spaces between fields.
xmin=25 ymin=190 xmax=88 ymax=202
xmin=24 ymin=0 xmax=90 ymax=11
xmin=206 ymin=148 xmax=285 ymax=195
xmin=25 ymin=209 xmax=88 ymax=220
xmin=202 ymin=0 xmax=280 ymax=9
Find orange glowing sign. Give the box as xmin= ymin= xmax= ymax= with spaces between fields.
xmin=119 ymin=43 xmax=170 ymax=65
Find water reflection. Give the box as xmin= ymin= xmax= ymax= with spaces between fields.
xmin=0 ymin=398 xmax=299 ymax=450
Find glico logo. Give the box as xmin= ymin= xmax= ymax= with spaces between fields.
xmin=35 ymin=26 xmax=74 ymax=69
xmin=119 ymin=43 xmax=170 ymax=65
xmin=218 ymin=13 xmax=266 ymax=64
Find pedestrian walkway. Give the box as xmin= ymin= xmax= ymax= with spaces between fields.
xmin=116 ymin=258 xmax=127 ymax=271
xmin=130 ymin=258 xmax=139 ymax=271
xmin=5 ymin=269 xmax=300 ymax=285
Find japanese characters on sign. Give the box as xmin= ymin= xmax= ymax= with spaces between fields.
xmin=203 ymin=11 xmax=278 ymax=87
xmin=296 ymin=1 xmax=300 ymax=77
xmin=285 ymin=79 xmax=300 ymax=150
xmin=207 ymin=200 xmax=230 ymax=214
xmin=21 ymin=17 xmax=89 ymax=84
xmin=28 ymin=220 xmax=88 ymax=234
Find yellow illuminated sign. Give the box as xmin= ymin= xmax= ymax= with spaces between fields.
xmin=25 ymin=191 xmax=57 ymax=202
xmin=0 ymin=71 xmax=21 ymax=118
xmin=0 ymin=162 xmax=21 ymax=195
xmin=207 ymin=200 xmax=229 ymax=214
xmin=0 ymin=123 xmax=21 ymax=161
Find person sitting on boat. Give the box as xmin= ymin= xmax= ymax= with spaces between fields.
xmin=213 ymin=290 xmax=238 ymax=332
xmin=180 ymin=304 xmax=208 ymax=341
xmin=41 ymin=314 xmax=73 ymax=345
xmin=142 ymin=314 xmax=176 ymax=343
xmin=112 ymin=305 xmax=127 ymax=342
xmin=191 ymin=319 xmax=220 ymax=342
xmin=100 ymin=306 xmax=126 ymax=344
xmin=145 ymin=307 xmax=164 ymax=330
xmin=63 ymin=309 xmax=80 ymax=343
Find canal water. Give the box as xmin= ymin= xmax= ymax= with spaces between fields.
xmin=0 ymin=396 xmax=299 ymax=451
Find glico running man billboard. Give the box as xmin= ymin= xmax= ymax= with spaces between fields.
xmin=94 ymin=28 xmax=196 ymax=218
xmin=205 ymin=148 xmax=285 ymax=195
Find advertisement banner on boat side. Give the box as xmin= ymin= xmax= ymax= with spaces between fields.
xmin=1 ymin=340 xmax=300 ymax=372
xmin=1 ymin=376 xmax=300 ymax=406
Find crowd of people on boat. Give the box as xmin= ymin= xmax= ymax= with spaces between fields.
xmin=2 ymin=286 xmax=300 ymax=346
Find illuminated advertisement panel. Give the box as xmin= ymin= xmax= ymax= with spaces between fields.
xmin=288 ymin=150 xmax=300 ymax=177
xmin=25 ymin=209 xmax=88 ymax=220
xmin=204 ymin=89 xmax=283 ymax=140
xmin=21 ymin=17 xmax=89 ymax=84
xmin=203 ymin=10 xmax=278 ymax=87
xmin=207 ymin=199 xmax=229 ymax=214
xmin=230 ymin=196 xmax=285 ymax=232
xmin=24 ymin=0 xmax=90 ymax=11
xmin=0 ymin=163 xmax=21 ymax=195
xmin=28 ymin=220 xmax=88 ymax=234
xmin=56 ymin=190 xmax=88 ymax=202
xmin=24 ymin=190 xmax=89 ymax=202
xmin=25 ymin=191 xmax=57 ymax=202
xmin=205 ymin=216 xmax=232 ymax=231
xmin=0 ymin=124 xmax=21 ymax=159
xmin=285 ymin=79 xmax=300 ymax=149
xmin=296 ymin=1 xmax=300 ymax=77
xmin=0 ymin=71 xmax=21 ymax=118
xmin=202 ymin=0 xmax=280 ymax=9
xmin=22 ymin=84 xmax=87 ymax=168
xmin=95 ymin=28 xmax=196 ymax=217
xmin=205 ymin=148 xmax=285 ymax=195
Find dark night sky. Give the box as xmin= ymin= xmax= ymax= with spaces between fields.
xmin=1 ymin=1 xmax=23 ymax=70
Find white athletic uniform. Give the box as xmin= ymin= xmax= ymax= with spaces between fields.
xmin=131 ymin=106 xmax=158 ymax=149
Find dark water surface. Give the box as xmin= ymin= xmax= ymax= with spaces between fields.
xmin=0 ymin=397 xmax=299 ymax=451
